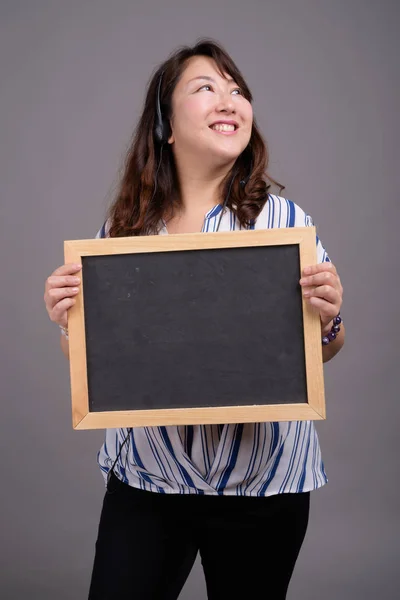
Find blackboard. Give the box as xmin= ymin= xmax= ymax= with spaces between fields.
xmin=64 ymin=228 xmax=325 ymax=429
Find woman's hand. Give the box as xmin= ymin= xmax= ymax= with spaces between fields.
xmin=299 ymin=262 xmax=343 ymax=335
xmin=44 ymin=263 xmax=82 ymax=329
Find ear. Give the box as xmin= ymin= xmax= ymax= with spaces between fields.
xmin=166 ymin=117 xmax=174 ymax=144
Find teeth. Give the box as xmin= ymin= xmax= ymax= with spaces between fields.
xmin=211 ymin=123 xmax=236 ymax=132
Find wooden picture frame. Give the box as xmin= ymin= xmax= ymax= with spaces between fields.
xmin=64 ymin=227 xmax=325 ymax=430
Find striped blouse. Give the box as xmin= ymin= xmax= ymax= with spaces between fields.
xmin=95 ymin=194 xmax=329 ymax=496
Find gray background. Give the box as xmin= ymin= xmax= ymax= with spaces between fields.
xmin=1 ymin=0 xmax=399 ymax=598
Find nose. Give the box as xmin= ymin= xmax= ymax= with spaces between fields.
xmin=215 ymin=90 xmax=236 ymax=114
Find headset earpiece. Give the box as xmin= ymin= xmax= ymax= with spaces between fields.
xmin=154 ymin=71 xmax=170 ymax=145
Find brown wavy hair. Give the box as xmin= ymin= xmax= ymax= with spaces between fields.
xmin=106 ymin=38 xmax=284 ymax=237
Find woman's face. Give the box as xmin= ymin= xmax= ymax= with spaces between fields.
xmin=168 ymin=55 xmax=253 ymax=169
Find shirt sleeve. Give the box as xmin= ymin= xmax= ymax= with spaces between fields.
xmin=256 ymin=195 xmax=332 ymax=266
xmin=95 ymin=219 xmax=111 ymax=239
xmin=304 ymin=212 xmax=331 ymax=265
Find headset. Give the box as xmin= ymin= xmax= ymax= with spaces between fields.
xmin=106 ymin=70 xmax=253 ymax=492
xmin=154 ymin=70 xmax=171 ymax=145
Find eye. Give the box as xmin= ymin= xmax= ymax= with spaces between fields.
xmin=198 ymin=84 xmax=213 ymax=92
xmin=196 ymin=84 xmax=243 ymax=95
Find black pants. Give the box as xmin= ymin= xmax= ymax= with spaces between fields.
xmin=88 ymin=472 xmax=310 ymax=600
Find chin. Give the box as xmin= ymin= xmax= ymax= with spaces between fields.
xmin=207 ymin=141 xmax=245 ymax=159
xmin=212 ymin=150 xmax=245 ymax=167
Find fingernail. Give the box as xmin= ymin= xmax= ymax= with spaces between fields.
xmin=304 ymin=267 xmax=311 ymax=275
xmin=75 ymin=264 xmax=82 ymax=269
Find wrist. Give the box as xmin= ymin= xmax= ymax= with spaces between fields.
xmin=321 ymin=319 xmax=333 ymax=337
xmin=59 ymin=324 xmax=69 ymax=340
xmin=322 ymin=313 xmax=342 ymax=346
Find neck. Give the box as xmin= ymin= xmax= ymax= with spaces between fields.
xmin=171 ymin=161 xmax=235 ymax=218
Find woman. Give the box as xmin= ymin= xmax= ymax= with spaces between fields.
xmin=44 ymin=39 xmax=344 ymax=599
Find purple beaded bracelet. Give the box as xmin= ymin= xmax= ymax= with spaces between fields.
xmin=322 ymin=313 xmax=342 ymax=346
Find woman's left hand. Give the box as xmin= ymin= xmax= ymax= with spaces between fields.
xmin=299 ymin=262 xmax=343 ymax=335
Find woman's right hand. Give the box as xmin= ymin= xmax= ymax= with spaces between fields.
xmin=44 ymin=263 xmax=82 ymax=330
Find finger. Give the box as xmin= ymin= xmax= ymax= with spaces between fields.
xmin=45 ymin=264 xmax=82 ymax=292
xmin=45 ymin=274 xmax=82 ymax=293
xmin=307 ymin=296 xmax=341 ymax=319
xmin=49 ymin=297 xmax=77 ymax=324
xmin=300 ymin=270 xmax=339 ymax=289
xmin=303 ymin=284 xmax=341 ymax=305
xmin=45 ymin=286 xmax=80 ymax=310
xmin=301 ymin=262 xmax=337 ymax=278
xmin=53 ymin=263 xmax=82 ymax=277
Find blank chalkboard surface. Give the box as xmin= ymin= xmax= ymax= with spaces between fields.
xmin=64 ymin=228 xmax=325 ymax=429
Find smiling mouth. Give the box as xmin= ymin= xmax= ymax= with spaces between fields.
xmin=209 ymin=123 xmax=238 ymax=134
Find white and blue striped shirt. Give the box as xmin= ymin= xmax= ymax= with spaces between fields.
xmin=95 ymin=194 xmax=329 ymax=496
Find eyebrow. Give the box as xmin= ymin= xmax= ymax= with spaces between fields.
xmin=186 ymin=75 xmax=235 ymax=86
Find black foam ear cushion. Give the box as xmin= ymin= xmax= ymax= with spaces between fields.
xmin=154 ymin=120 xmax=164 ymax=143
xmin=154 ymin=70 xmax=169 ymax=144
xmin=155 ymin=118 xmax=170 ymax=144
